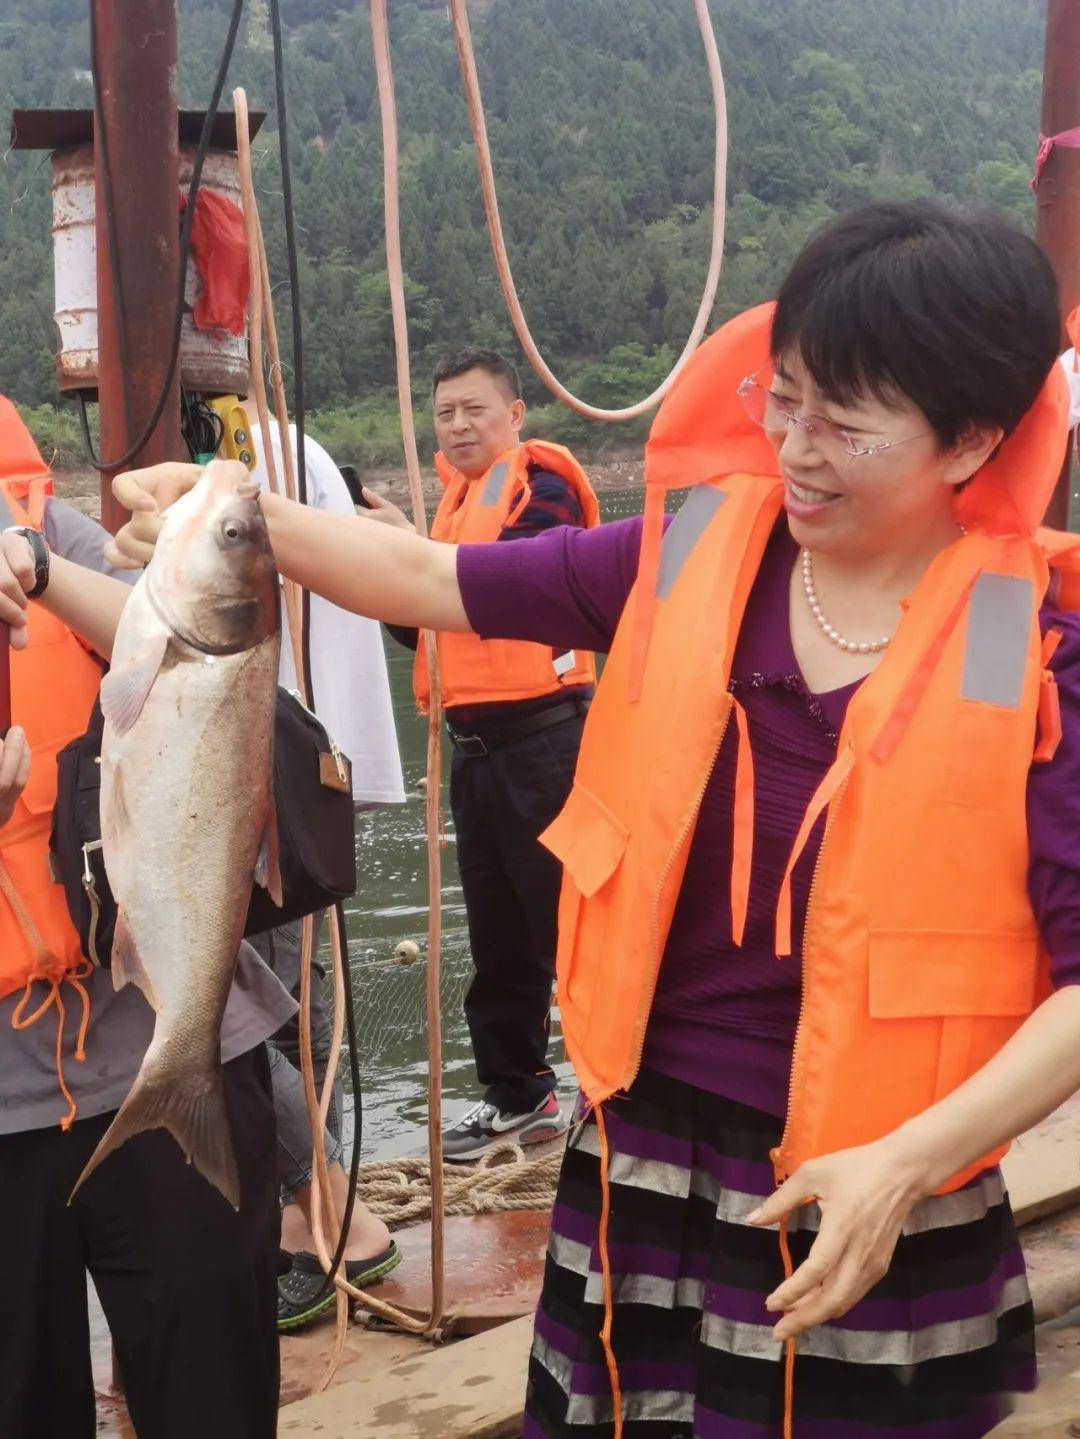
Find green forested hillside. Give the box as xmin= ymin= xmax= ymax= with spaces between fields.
xmin=0 ymin=0 xmax=1048 ymax=461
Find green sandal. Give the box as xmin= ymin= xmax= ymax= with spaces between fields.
xmin=277 ymin=1242 xmax=402 ymax=1332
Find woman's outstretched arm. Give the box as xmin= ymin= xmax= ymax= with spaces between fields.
xmin=108 ymin=461 xmax=470 ymax=632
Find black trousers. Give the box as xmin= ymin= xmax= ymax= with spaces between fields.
xmin=450 ymin=713 xmax=584 ymax=1112
xmin=0 ymin=1046 xmax=280 ymax=1439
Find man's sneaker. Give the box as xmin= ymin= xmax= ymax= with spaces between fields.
xmin=442 ymin=1093 xmax=567 ymax=1162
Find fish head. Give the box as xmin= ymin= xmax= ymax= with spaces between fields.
xmin=148 ymin=459 xmax=279 ymax=654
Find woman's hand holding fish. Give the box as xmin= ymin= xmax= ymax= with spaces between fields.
xmin=0 ymin=530 xmax=37 ymax=649
xmin=106 ymin=462 xmax=210 ymax=569
xmin=0 ymin=726 xmax=30 ymax=827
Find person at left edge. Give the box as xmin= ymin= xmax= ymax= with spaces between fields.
xmin=0 ymin=397 xmax=289 ymax=1439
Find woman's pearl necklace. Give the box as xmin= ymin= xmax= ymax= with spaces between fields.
xmin=801 ymin=549 xmax=891 ymax=654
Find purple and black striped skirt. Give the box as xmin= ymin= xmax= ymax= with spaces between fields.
xmin=525 ymin=1068 xmax=1035 ymax=1438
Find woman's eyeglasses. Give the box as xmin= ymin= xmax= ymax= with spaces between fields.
xmin=737 ymin=372 xmax=929 ymax=461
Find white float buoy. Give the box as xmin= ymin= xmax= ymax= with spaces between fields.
xmin=393 ymin=939 xmax=421 ymax=965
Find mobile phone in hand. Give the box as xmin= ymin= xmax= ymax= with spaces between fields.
xmin=339 ymin=465 xmax=372 ymax=509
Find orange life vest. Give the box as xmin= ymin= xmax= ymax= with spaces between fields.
xmin=541 ymin=304 xmax=1076 ymax=1196
xmin=0 ymin=397 xmax=105 ymax=1124
xmin=413 ymin=440 xmax=601 ymax=712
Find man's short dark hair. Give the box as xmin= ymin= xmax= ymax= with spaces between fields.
xmin=432 ymin=348 xmax=521 ymax=402
xmin=771 ymin=199 xmax=1060 ymax=448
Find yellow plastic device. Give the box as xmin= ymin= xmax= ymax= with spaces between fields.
xmin=208 ymin=395 xmax=256 ymax=470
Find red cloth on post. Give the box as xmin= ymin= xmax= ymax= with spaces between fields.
xmin=178 ymin=190 xmax=250 ymax=336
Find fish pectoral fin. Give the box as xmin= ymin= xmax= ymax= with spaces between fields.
xmin=111 ymin=909 xmax=158 ymax=1007
xmin=253 ymin=798 xmax=284 ymax=908
xmin=100 ymin=633 xmax=169 ymax=736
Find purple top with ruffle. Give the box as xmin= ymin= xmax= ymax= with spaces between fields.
xmin=458 ymin=516 xmax=1080 ymax=1116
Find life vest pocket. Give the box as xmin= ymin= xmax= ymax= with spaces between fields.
xmin=542 ymin=781 xmax=629 ymax=1016
xmin=868 ymin=929 xmax=1040 ymax=1105
xmin=867 ymin=930 xmax=1039 ymax=1019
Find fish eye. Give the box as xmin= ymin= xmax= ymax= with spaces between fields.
xmin=219 ymin=517 xmax=248 ymax=546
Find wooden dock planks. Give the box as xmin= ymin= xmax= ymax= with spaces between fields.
xmin=278 ymin=1314 xmax=534 ymax=1439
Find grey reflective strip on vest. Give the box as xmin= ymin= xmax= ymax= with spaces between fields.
xmin=0 ymin=494 xmax=15 ymax=530
xmin=656 ymin=486 xmax=726 ymax=598
xmin=960 ymin=573 xmax=1034 ymax=708
xmin=480 ymin=461 xmax=510 ymax=507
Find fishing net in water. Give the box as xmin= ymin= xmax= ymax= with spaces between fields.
xmin=348 ymin=945 xmax=473 ymax=1069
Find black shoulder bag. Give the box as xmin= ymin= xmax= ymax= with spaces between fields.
xmin=50 ymin=688 xmax=358 ymax=967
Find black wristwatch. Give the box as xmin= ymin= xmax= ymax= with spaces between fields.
xmin=5 ymin=526 xmax=50 ymax=599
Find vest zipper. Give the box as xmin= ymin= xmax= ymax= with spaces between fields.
xmin=771 ymin=766 xmax=852 ymax=1181
xmin=625 ymin=699 xmax=735 ymax=1088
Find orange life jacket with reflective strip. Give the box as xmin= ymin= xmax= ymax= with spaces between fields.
xmin=540 ymin=305 xmax=1077 ymax=1197
xmin=413 ymin=440 xmax=600 ymax=712
xmin=0 ymin=398 xmax=105 ymax=1123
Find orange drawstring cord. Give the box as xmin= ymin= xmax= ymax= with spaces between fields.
xmin=68 ymin=961 xmax=93 ymax=1064
xmin=775 ymin=744 xmax=855 ymax=957
xmin=2 ymin=854 xmax=92 ymax=1131
xmin=12 ymin=965 xmax=92 ymax=1131
xmin=730 ymin=698 xmax=754 ymax=946
xmin=52 ymin=983 xmax=77 ymax=1130
xmin=777 ymin=1216 xmax=796 ymax=1439
xmin=594 ymin=1105 xmax=624 ymax=1439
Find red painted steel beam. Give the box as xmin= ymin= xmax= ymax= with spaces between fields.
xmin=92 ymin=0 xmax=184 ymax=534
xmin=1036 ymin=0 xmax=1080 ymax=531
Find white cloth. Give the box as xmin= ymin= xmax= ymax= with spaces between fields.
xmin=251 ymin=425 xmax=406 ymax=807
xmin=1059 ymin=349 xmax=1080 ymax=431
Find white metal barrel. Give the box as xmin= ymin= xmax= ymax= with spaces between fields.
xmin=51 ymin=143 xmax=250 ymax=397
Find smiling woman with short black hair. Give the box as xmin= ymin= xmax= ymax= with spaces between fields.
xmin=104 ymin=198 xmax=1080 ymax=1438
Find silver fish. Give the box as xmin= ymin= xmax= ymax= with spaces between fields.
xmin=71 ymin=460 xmax=282 ymax=1209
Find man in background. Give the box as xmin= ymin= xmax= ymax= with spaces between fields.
xmin=366 ymin=350 xmax=599 ymax=1161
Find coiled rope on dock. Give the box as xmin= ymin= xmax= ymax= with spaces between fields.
xmin=353 ymin=1144 xmax=564 ymax=1229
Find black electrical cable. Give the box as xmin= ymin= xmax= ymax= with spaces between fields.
xmin=180 ymin=388 xmax=225 ymax=460
xmin=83 ymin=0 xmax=245 ymax=472
xmin=268 ymin=0 xmax=364 ymax=1302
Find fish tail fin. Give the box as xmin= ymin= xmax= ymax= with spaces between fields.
xmin=68 ymin=1066 xmax=240 ymax=1210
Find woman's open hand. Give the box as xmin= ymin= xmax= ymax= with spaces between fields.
xmin=747 ymin=1136 xmax=930 ymax=1342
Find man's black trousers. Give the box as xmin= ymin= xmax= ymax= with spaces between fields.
xmin=450 ymin=713 xmax=584 ymax=1113
xmin=0 ymin=1046 xmax=279 ymax=1439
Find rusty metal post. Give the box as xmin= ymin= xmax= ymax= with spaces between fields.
xmin=1036 ymin=0 xmax=1080 ymax=531
xmin=92 ymin=0 xmax=184 ymax=533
